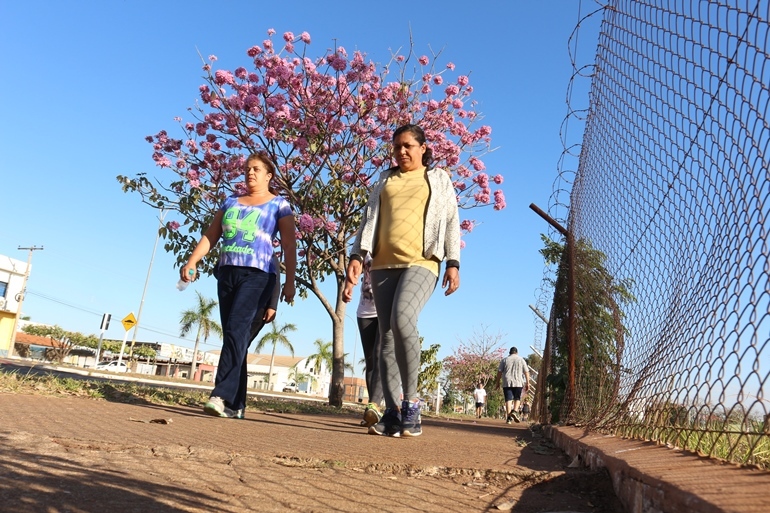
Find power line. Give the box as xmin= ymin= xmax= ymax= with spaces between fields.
xmin=27 ymin=290 xmax=103 ymax=316
xmin=25 ymin=289 xmax=215 ymax=346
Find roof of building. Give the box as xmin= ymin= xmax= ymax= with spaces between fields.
xmin=208 ymin=350 xmax=306 ymax=368
xmin=249 ymin=353 xmax=306 ymax=367
xmin=14 ymin=332 xmax=56 ymax=347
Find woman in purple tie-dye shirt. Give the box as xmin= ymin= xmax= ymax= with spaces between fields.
xmin=180 ymin=151 xmax=296 ymax=419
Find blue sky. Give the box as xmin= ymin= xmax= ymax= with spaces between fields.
xmin=0 ymin=1 xmax=601 ymax=375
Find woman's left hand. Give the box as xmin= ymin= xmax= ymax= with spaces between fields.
xmin=281 ymin=281 xmax=296 ymax=304
xmin=442 ymin=267 xmax=460 ymax=296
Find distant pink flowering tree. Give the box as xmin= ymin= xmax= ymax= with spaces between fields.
xmin=118 ymin=29 xmax=506 ymax=407
xmin=443 ymin=326 xmax=507 ymax=392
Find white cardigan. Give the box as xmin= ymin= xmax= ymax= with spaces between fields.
xmin=350 ymin=166 xmax=461 ymax=269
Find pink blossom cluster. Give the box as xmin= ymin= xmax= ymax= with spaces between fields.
xmin=298 ymin=213 xmax=314 ymax=233
xmin=494 ymin=190 xmax=506 ymax=210
xmin=473 ymin=172 xmax=489 ymax=188
xmin=297 ymin=213 xmax=340 ymax=236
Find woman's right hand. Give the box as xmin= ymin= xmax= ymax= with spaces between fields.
xmin=342 ymin=259 xmax=362 ymax=303
xmin=180 ymin=263 xmax=197 ymax=282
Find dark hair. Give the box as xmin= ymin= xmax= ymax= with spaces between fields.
xmin=509 ymin=347 xmax=518 ymax=355
xmin=393 ymin=124 xmax=433 ymax=167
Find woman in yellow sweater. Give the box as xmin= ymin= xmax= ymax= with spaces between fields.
xmin=343 ymin=124 xmax=461 ymax=437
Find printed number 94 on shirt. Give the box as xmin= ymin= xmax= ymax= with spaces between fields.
xmin=222 ymin=208 xmax=260 ymax=242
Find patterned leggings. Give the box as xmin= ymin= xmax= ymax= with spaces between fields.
xmin=371 ymin=266 xmax=437 ymax=409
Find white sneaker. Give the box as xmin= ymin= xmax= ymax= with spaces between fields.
xmin=203 ymin=396 xmax=226 ymax=417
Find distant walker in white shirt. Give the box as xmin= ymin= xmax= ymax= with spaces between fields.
xmin=473 ymin=383 xmax=487 ymax=419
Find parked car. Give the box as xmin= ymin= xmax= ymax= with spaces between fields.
xmin=95 ymin=361 xmax=128 ymax=373
xmin=282 ymin=382 xmax=299 ymax=393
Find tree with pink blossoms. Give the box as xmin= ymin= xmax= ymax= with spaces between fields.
xmin=443 ymin=325 xmax=506 ymax=392
xmin=119 ymin=29 xmax=506 ymax=407
xmin=443 ymin=326 xmax=507 ymax=416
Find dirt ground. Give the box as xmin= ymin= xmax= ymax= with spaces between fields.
xmin=0 ymin=391 xmax=625 ymax=513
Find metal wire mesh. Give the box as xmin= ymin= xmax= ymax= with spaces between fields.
xmin=539 ymin=0 xmax=770 ymax=467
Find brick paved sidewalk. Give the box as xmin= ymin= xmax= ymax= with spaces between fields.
xmin=5 ymin=391 xmax=767 ymax=512
xmin=0 ymin=393 xmax=623 ymax=513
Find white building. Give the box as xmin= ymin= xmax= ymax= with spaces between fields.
xmin=0 ymin=254 xmax=30 ymax=357
xmin=207 ymin=350 xmax=331 ymax=396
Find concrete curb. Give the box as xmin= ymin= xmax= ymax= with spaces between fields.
xmin=546 ymin=425 xmax=770 ymax=513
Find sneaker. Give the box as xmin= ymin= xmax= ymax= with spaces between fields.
xmin=506 ymin=415 xmax=512 ymax=424
xmin=400 ymin=399 xmax=422 ymax=437
xmin=228 ymin=408 xmax=245 ymax=419
xmin=203 ymin=396 xmax=226 ymax=417
xmin=362 ymin=403 xmax=381 ymax=427
xmin=511 ymin=412 xmax=521 ymax=423
xmin=369 ymin=408 xmax=401 ymax=437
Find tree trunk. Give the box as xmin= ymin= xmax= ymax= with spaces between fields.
xmin=189 ymin=326 xmax=201 ymax=380
xmin=268 ymin=342 xmax=277 ymax=391
xmin=328 ymin=302 xmax=347 ymax=407
xmin=305 ymin=257 xmax=349 ymax=408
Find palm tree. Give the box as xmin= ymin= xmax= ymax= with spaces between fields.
xmin=179 ymin=291 xmax=223 ymax=381
xmin=253 ymin=321 xmax=296 ymax=391
xmin=307 ymin=339 xmax=354 ymax=377
xmin=306 ymin=338 xmax=333 ymax=376
xmin=288 ymin=364 xmax=317 ymax=393
xmin=342 ymin=353 xmax=355 ymax=373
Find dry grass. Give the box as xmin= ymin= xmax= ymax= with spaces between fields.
xmin=0 ymin=368 xmax=363 ymax=417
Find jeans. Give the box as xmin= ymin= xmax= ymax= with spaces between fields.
xmin=213 ymin=265 xmax=276 ymax=411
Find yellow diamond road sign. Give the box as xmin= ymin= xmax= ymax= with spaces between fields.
xmin=122 ymin=313 xmax=137 ymax=332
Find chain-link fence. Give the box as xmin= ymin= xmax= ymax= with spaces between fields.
xmin=535 ymin=0 xmax=769 ymax=468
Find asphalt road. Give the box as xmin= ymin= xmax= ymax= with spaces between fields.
xmin=0 ymin=357 xmax=326 ymax=402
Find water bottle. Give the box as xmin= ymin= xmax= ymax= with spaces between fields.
xmin=176 ymin=269 xmax=194 ymax=291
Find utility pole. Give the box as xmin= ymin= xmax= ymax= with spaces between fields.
xmin=8 ymin=245 xmax=44 ymax=358
xmin=128 ymin=210 xmax=166 ymax=362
